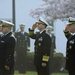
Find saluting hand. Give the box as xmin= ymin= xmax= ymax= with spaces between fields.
xmin=32 ymin=22 xmax=38 ymax=30
xmin=65 ymin=25 xmax=70 ymax=31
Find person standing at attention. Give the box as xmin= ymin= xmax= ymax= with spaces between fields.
xmin=46 ymin=26 xmax=56 ymax=75
xmin=29 ymin=17 xmax=52 ymax=75
xmin=15 ymin=24 xmax=30 ymax=75
xmin=0 ymin=20 xmax=16 ymax=75
xmin=64 ymin=17 xmax=75 ymax=75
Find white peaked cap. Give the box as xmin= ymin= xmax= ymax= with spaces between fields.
xmin=67 ymin=17 xmax=75 ymax=25
xmin=37 ymin=17 xmax=49 ymax=26
xmin=69 ymin=17 xmax=75 ymax=22
xmin=46 ymin=25 xmax=53 ymax=29
xmin=46 ymin=25 xmax=53 ymax=30
xmin=0 ymin=20 xmax=14 ymax=26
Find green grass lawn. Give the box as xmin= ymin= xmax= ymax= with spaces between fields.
xmin=51 ymin=73 xmax=68 ymax=75
xmin=14 ymin=71 xmax=68 ymax=75
xmin=14 ymin=71 xmax=37 ymax=75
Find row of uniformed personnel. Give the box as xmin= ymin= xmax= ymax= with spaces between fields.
xmin=1 ymin=16 xmax=75 ymax=75
xmin=0 ymin=17 xmax=53 ymax=75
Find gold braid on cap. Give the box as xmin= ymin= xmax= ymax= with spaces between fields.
xmin=38 ymin=20 xmax=46 ymax=25
xmin=68 ymin=18 xmax=75 ymax=25
xmin=68 ymin=22 xmax=75 ymax=25
xmin=2 ymin=23 xmax=12 ymax=27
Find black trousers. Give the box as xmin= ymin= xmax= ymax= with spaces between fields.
xmin=0 ymin=68 xmax=14 ymax=75
xmin=35 ymin=65 xmax=49 ymax=75
xmin=68 ymin=69 xmax=75 ymax=75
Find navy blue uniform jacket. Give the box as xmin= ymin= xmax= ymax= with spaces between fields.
xmin=29 ymin=29 xmax=51 ymax=66
xmin=64 ymin=31 xmax=75 ymax=70
xmin=0 ymin=32 xmax=16 ymax=74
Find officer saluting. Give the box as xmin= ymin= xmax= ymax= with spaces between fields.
xmin=29 ymin=17 xmax=52 ymax=75
xmin=64 ymin=17 xmax=75 ymax=75
xmin=0 ymin=20 xmax=16 ymax=75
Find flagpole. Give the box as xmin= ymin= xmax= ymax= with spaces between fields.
xmin=12 ymin=0 xmax=16 ymax=32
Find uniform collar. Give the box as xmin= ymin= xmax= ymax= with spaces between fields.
xmin=71 ymin=32 xmax=75 ymax=35
xmin=40 ymin=29 xmax=45 ymax=34
xmin=4 ymin=31 xmax=11 ymax=36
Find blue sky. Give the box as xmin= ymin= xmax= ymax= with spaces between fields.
xmin=0 ymin=0 xmax=67 ymax=56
